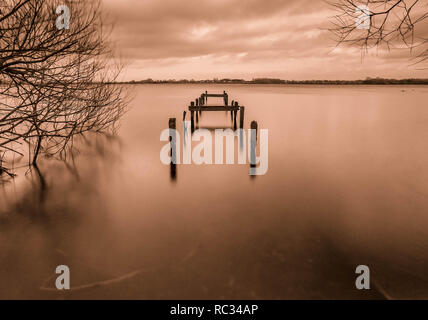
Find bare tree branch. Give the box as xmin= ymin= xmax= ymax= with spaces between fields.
xmin=328 ymin=0 xmax=428 ymax=67
xmin=0 ymin=0 xmax=128 ymax=175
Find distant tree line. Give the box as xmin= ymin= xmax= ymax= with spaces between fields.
xmin=120 ymin=77 xmax=428 ymax=85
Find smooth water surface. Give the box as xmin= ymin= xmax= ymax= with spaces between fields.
xmin=1 ymin=84 xmax=428 ymax=299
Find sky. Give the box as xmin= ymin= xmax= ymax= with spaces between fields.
xmin=102 ymin=0 xmax=428 ymax=81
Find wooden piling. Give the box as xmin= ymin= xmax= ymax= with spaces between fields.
xmin=169 ymin=118 xmax=176 ymax=128
xmin=240 ymin=106 xmax=245 ymax=128
xmin=190 ymin=102 xmax=195 ymax=132
xmin=195 ymin=99 xmax=199 ymax=122
xmin=231 ymin=101 xmax=236 ymax=119
xmin=228 ymin=100 xmax=234 ymax=115
xmin=183 ymin=111 xmax=186 ymax=121
xmin=251 ymin=121 xmax=258 ymax=136
xmin=250 ymin=121 xmax=258 ymax=168
xmin=169 ymin=118 xmax=176 ymax=143
xmin=169 ymin=118 xmax=177 ymax=179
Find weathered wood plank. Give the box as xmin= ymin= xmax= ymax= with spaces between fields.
xmin=189 ymin=106 xmax=240 ymax=111
xmin=202 ymin=94 xmax=228 ymax=98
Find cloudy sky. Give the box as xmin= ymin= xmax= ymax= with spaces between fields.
xmin=103 ymin=0 xmax=428 ymax=81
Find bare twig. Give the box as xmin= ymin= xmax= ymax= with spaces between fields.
xmin=328 ymin=0 xmax=427 ymax=66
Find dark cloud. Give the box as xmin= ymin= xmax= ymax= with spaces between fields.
xmin=102 ymin=0 xmax=428 ymax=80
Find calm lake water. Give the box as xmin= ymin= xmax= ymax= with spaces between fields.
xmin=1 ymin=84 xmax=428 ymax=299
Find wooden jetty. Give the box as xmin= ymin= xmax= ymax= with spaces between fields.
xmin=187 ymin=91 xmax=245 ymax=130
xmin=166 ymin=91 xmax=259 ymax=177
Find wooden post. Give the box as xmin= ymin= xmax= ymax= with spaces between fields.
xmin=183 ymin=111 xmax=186 ymax=121
xmin=251 ymin=121 xmax=258 ymax=135
xmin=205 ymin=90 xmax=208 ymax=104
xmin=190 ymin=102 xmax=195 ymax=133
xmin=224 ymin=91 xmax=228 ymax=106
xmin=239 ymin=106 xmax=245 ymax=128
xmin=195 ymin=99 xmax=199 ymax=123
xmin=169 ymin=117 xmax=176 ymax=157
xmin=233 ymin=110 xmax=238 ymax=130
xmin=169 ymin=118 xmax=177 ymax=180
xmin=169 ymin=118 xmax=176 ymax=130
xmin=228 ymin=100 xmax=234 ymax=115
xmin=250 ymin=121 xmax=258 ymax=168
xmin=231 ymin=101 xmax=236 ymax=119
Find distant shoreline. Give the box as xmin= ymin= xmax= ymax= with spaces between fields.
xmin=115 ymin=78 xmax=428 ymax=85
xmin=3 ymin=78 xmax=426 ymax=86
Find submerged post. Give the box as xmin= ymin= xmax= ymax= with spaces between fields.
xmin=169 ymin=118 xmax=177 ymax=180
xmin=195 ymin=99 xmax=199 ymax=123
xmin=190 ymin=102 xmax=195 ymax=133
xmin=169 ymin=118 xmax=176 ymax=157
xmin=240 ymin=106 xmax=245 ymax=128
xmin=231 ymin=101 xmax=236 ymax=120
xmin=229 ymin=100 xmax=234 ymax=115
xmin=232 ymin=101 xmax=238 ymax=129
xmin=250 ymin=121 xmax=258 ymax=168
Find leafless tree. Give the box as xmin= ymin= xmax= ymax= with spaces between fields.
xmin=328 ymin=0 xmax=428 ymax=66
xmin=0 ymin=0 xmax=127 ymax=177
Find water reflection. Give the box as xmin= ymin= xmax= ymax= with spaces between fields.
xmin=0 ymin=133 xmax=121 ymax=214
xmin=0 ymin=134 xmax=125 ymax=298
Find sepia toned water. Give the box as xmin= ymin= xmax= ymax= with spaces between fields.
xmin=1 ymin=84 xmax=428 ymax=299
